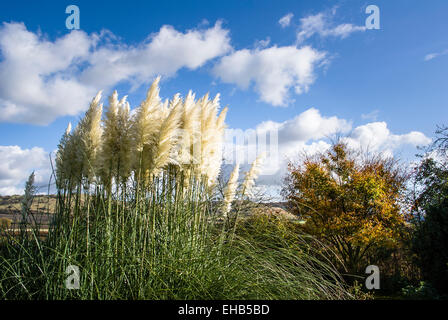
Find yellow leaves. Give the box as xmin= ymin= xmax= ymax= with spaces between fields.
xmin=285 ymin=142 xmax=407 ymax=253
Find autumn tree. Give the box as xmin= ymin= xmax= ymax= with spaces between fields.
xmin=282 ymin=142 xmax=408 ymax=275
xmin=410 ymin=125 xmax=448 ymax=295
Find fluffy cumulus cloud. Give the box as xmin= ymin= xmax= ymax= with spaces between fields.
xmin=0 ymin=21 xmax=231 ymax=125
xmin=213 ymin=46 xmax=326 ymax=106
xmin=248 ymin=108 xmax=351 ymax=186
xmin=0 ymin=146 xmax=51 ymax=195
xmin=80 ymin=22 xmax=231 ymax=89
xmin=223 ymin=109 xmax=431 ymax=193
xmin=0 ymin=23 xmax=97 ymax=125
xmin=296 ymin=11 xmax=366 ymax=44
xmin=257 ymin=108 xmax=351 ymax=144
xmin=213 ymin=9 xmax=366 ymax=108
xmin=342 ymin=122 xmax=432 ymax=154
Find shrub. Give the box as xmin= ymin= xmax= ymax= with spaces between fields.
xmin=412 ymin=198 xmax=448 ymax=295
xmin=401 ymin=281 xmax=439 ymax=300
xmin=282 ymin=141 xmax=408 ymax=277
xmin=0 ymin=218 xmax=12 ymax=230
xmin=410 ymin=126 xmax=448 ymax=296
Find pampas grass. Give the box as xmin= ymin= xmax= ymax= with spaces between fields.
xmin=0 ymin=77 xmax=351 ymax=300
xmin=55 ymin=123 xmax=72 ymax=189
xmin=148 ymin=96 xmax=182 ymax=175
xmin=99 ymin=90 xmax=133 ymax=190
xmin=54 ymin=77 xmax=231 ymax=191
xmin=77 ymin=91 xmax=103 ymax=184
xmin=241 ymin=152 xmax=266 ymax=197
xmin=222 ymin=163 xmax=240 ymax=217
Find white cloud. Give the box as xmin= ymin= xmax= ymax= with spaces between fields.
xmin=296 ymin=12 xmax=366 ymax=44
xmin=342 ymin=122 xmax=432 ymax=153
xmin=223 ymin=109 xmax=431 ymax=193
xmin=213 ymin=45 xmax=326 ymax=106
xmin=253 ymin=108 xmax=351 ymax=185
xmin=0 ymin=21 xmax=231 ymax=125
xmin=424 ymin=49 xmax=448 ymax=61
xmin=279 ymin=13 xmax=294 ymax=28
xmin=256 ymin=108 xmax=351 ymax=143
xmin=223 ymin=107 xmax=349 ymax=174
xmin=0 ymin=23 xmax=97 ymax=125
xmin=0 ymin=146 xmax=51 ymax=195
xmin=80 ymin=22 xmax=231 ymax=89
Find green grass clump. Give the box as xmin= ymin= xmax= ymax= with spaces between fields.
xmin=0 ymin=79 xmax=351 ymax=300
xmin=0 ymin=171 xmax=351 ymax=300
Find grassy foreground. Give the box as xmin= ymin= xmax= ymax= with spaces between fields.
xmin=0 ymin=175 xmax=352 ymax=300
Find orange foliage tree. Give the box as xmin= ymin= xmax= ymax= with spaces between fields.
xmin=282 ymin=142 xmax=408 ymax=275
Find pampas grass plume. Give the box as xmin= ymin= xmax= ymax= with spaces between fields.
xmin=223 ymin=163 xmax=240 ymax=216
xmin=241 ymin=152 xmax=266 ymax=198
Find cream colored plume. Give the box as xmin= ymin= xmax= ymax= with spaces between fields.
xmin=131 ymin=77 xmax=165 ymax=178
xmin=117 ymin=99 xmax=132 ymax=182
xmin=241 ymin=152 xmax=266 ymax=198
xmin=77 ymin=91 xmax=103 ymax=182
xmin=148 ymin=95 xmax=182 ymax=175
xmin=222 ymin=163 xmax=240 ymax=217
xmin=197 ymin=93 xmax=227 ymax=186
xmin=178 ymin=91 xmax=200 ymax=167
xmin=132 ymin=77 xmax=163 ymax=152
xmin=55 ymin=122 xmax=74 ymax=186
xmin=65 ymin=122 xmax=72 ymax=136
xmin=99 ymin=97 xmax=116 ymax=185
xmin=97 ymin=89 xmax=134 ymax=189
xmin=206 ymin=104 xmax=227 ymax=185
xmin=56 ymin=75 xmax=231 ymax=193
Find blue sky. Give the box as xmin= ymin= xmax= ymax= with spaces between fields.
xmin=0 ymin=0 xmax=447 ymax=195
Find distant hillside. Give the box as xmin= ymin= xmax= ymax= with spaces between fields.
xmin=0 ymin=195 xmax=57 ymax=214
xmin=0 ymin=195 xmax=56 ymax=227
xmin=0 ymin=196 xmax=296 ymax=225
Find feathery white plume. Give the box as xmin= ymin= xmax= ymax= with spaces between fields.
xmin=65 ymin=122 xmax=72 ymax=135
xmin=223 ymin=163 xmax=240 ymax=216
xmin=241 ymin=152 xmax=266 ymax=198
